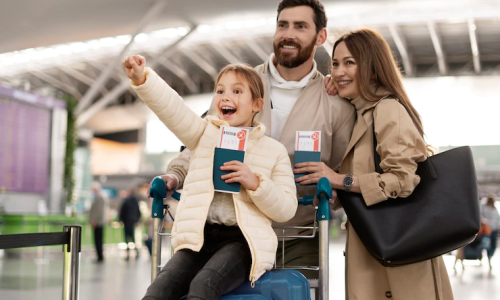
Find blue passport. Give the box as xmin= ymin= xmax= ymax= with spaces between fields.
xmin=213 ymin=147 xmax=245 ymax=194
xmin=294 ymin=150 xmax=322 ymax=186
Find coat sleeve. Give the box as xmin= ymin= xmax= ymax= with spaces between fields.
xmin=246 ymin=144 xmax=298 ymax=223
xmin=357 ymin=99 xmax=427 ymax=206
xmin=131 ymin=68 xmax=207 ymax=151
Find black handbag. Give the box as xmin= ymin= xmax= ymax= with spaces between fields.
xmin=337 ymin=124 xmax=481 ymax=267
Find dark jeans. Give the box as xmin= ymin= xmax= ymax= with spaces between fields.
xmin=143 ymin=224 xmax=252 ymax=300
xmin=488 ymin=230 xmax=498 ymax=258
xmin=93 ymin=226 xmax=104 ymax=261
xmin=124 ymin=224 xmax=139 ymax=257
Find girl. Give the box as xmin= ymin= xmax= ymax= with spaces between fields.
xmin=295 ymin=29 xmax=453 ymax=299
xmin=123 ymin=56 xmax=297 ymax=300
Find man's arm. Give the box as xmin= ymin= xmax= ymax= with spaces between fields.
xmin=165 ymin=148 xmax=192 ymax=190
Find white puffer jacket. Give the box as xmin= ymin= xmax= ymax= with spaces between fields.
xmin=132 ymin=68 xmax=298 ymax=284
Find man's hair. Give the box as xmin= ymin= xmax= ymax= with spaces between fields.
xmin=277 ymin=0 xmax=328 ymax=33
xmin=214 ymin=63 xmax=265 ymax=101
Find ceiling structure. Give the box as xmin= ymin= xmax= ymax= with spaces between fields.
xmin=1 ymin=0 xmax=500 ymax=133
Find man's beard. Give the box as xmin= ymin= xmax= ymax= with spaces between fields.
xmin=273 ymin=36 xmax=317 ymax=68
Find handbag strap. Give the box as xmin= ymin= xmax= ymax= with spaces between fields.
xmin=372 ymin=117 xmax=384 ymax=175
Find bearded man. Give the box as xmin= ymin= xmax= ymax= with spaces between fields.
xmin=158 ymin=0 xmax=355 ymax=281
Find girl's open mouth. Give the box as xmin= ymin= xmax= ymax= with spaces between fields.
xmin=221 ymin=106 xmax=237 ymax=117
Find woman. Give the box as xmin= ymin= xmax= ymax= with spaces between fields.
xmin=294 ymin=29 xmax=453 ymax=299
xmin=482 ymin=194 xmax=500 ymax=269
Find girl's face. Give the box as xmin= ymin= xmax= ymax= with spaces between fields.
xmin=214 ymin=71 xmax=263 ymax=127
xmin=332 ymin=41 xmax=359 ymax=99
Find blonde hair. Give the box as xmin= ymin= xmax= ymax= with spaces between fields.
xmin=214 ymin=64 xmax=265 ymax=101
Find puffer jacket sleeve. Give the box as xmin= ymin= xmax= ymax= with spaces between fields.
xmin=246 ymin=143 xmax=298 ymax=223
xmin=357 ymin=99 xmax=427 ymax=206
xmin=131 ymin=67 xmax=207 ymax=150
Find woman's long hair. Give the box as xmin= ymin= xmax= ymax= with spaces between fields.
xmin=333 ymin=29 xmax=432 ymax=153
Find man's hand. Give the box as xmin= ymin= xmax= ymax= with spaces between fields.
xmin=313 ymin=189 xmax=338 ymax=208
xmin=90 ymin=221 xmax=96 ymax=228
xmin=147 ymin=175 xmax=178 ymax=198
xmin=220 ymin=161 xmax=259 ymax=191
xmin=324 ymin=75 xmax=338 ymax=96
xmin=293 ymin=161 xmax=338 ymax=186
xmin=123 ymin=55 xmax=147 ymax=86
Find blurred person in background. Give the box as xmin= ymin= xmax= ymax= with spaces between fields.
xmin=119 ymin=186 xmax=142 ymax=261
xmin=315 ymin=28 xmax=453 ymax=299
xmin=89 ymin=181 xmax=109 ymax=263
xmin=481 ymin=194 xmax=500 ymax=270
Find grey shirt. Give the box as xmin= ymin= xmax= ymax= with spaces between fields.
xmin=206 ymin=192 xmax=237 ymax=226
xmin=89 ymin=193 xmax=109 ymax=226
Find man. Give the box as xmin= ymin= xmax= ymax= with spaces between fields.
xmin=157 ymin=0 xmax=355 ymax=279
xmin=89 ymin=181 xmax=109 ymax=263
xmin=119 ymin=187 xmax=142 ymax=261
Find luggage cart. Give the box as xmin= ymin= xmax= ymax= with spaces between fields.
xmin=149 ymin=176 xmax=332 ymax=300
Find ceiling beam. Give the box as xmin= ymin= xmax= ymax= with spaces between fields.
xmin=493 ymin=62 xmax=500 ymax=72
xmin=76 ymin=0 xmax=167 ymax=114
xmin=427 ymin=20 xmax=447 ymax=75
xmin=158 ymin=58 xmax=200 ymax=94
xmin=182 ymin=49 xmax=219 ymax=80
xmin=467 ymin=19 xmax=481 ymax=74
xmin=76 ymin=24 xmax=198 ymax=128
xmin=388 ymin=24 xmax=413 ymax=77
xmin=59 ymin=65 xmax=109 ymax=95
xmin=244 ymin=39 xmax=269 ymax=62
xmin=212 ymin=44 xmax=240 ymax=64
xmin=29 ymin=71 xmax=82 ymax=99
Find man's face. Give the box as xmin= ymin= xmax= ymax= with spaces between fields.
xmin=274 ymin=6 xmax=319 ymax=68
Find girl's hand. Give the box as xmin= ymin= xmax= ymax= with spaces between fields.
xmin=293 ymin=161 xmax=338 ymax=186
xmin=123 ymin=55 xmax=147 ymax=86
xmin=221 ymin=161 xmax=259 ymax=191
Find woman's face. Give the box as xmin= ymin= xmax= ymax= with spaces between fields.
xmin=332 ymin=41 xmax=359 ymax=99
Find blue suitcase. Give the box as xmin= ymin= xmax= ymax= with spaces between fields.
xmin=223 ymin=270 xmax=310 ymax=300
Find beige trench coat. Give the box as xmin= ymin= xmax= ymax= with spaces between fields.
xmin=338 ymin=90 xmax=454 ymax=300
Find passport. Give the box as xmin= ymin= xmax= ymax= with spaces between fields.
xmin=213 ymin=147 xmax=245 ymax=194
xmin=294 ymin=150 xmax=322 ymax=187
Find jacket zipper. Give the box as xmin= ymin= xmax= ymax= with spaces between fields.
xmin=233 ymin=200 xmax=257 ymax=288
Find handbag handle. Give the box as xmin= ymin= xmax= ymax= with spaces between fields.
xmin=371 ymin=115 xmax=438 ymax=180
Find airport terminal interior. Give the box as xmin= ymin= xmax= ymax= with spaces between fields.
xmin=1 ymin=0 xmax=500 ymax=299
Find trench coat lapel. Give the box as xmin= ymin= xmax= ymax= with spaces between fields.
xmin=342 ymin=112 xmax=368 ymax=161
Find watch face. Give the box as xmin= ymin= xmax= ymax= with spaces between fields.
xmin=343 ymin=176 xmax=354 ymax=187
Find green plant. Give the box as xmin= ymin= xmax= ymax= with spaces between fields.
xmin=63 ymin=95 xmax=78 ymax=204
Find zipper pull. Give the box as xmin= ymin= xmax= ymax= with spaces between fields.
xmin=251 ymin=280 xmax=255 ymax=288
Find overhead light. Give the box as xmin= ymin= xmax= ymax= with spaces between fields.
xmin=134 ymin=33 xmax=150 ymax=43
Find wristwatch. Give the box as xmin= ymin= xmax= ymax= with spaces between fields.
xmin=343 ymin=174 xmax=354 ymax=193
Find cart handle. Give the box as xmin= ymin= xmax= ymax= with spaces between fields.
xmin=316 ymin=177 xmax=332 ymax=221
